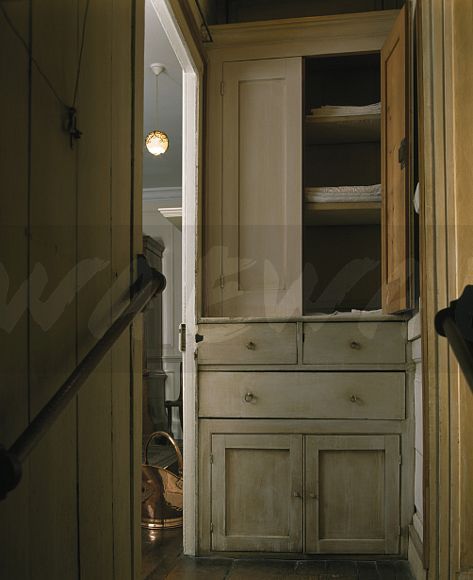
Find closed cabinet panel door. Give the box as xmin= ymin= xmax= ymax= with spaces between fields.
xmin=211 ymin=434 xmax=303 ymax=552
xmin=381 ymin=6 xmax=411 ymax=313
xmin=221 ymin=58 xmax=302 ymax=317
xmin=305 ymin=435 xmax=400 ymax=554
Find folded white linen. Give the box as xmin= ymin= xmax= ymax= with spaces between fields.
xmin=305 ymin=184 xmax=381 ymax=195
xmin=304 ymin=184 xmax=382 ymax=203
xmin=309 ymin=102 xmax=381 ymax=117
xmin=306 ymin=195 xmax=381 ymax=203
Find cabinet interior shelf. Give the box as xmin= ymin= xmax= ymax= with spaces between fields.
xmin=305 ymin=113 xmax=381 ymax=145
xmin=304 ymin=201 xmax=381 ymax=226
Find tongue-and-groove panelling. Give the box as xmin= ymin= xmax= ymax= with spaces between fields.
xmin=0 ymin=1 xmax=144 ymax=578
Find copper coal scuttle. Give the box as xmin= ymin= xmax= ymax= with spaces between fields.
xmin=141 ymin=431 xmax=183 ymax=529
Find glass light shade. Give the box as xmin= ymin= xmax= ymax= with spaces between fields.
xmin=145 ymin=130 xmax=169 ymax=156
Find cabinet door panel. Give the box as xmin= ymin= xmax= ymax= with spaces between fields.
xmin=211 ymin=433 xmax=303 ymax=552
xmin=381 ymin=6 xmax=410 ymax=313
xmin=221 ymin=58 xmax=302 ymax=317
xmin=305 ymin=435 xmax=400 ymax=554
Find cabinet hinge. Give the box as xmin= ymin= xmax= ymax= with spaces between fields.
xmin=302 ymin=332 xmax=305 ymax=342
xmin=220 ymin=81 xmax=224 ymax=96
xmin=398 ymin=137 xmax=408 ymax=169
xmin=398 ymin=455 xmax=402 ymax=465
xmin=210 ymin=453 xmax=214 ymax=464
xmin=179 ymin=323 xmax=186 ymax=352
xmin=219 ymin=275 xmax=225 ymax=289
xmin=210 ymin=522 xmax=214 ymax=533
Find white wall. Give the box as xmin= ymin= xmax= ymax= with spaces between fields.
xmin=143 ymin=197 xmax=182 ymax=437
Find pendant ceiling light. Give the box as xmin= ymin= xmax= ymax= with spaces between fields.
xmin=145 ymin=63 xmax=169 ymax=156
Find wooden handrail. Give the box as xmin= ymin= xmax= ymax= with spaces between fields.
xmin=435 ymin=285 xmax=473 ymax=393
xmin=0 ymin=255 xmax=165 ymax=500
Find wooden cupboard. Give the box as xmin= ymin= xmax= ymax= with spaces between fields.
xmin=197 ymin=319 xmax=411 ymax=556
xmin=209 ymin=432 xmax=400 ymax=554
xmin=204 ymin=8 xmax=412 ymax=317
xmin=198 ymin=7 xmax=414 ymax=559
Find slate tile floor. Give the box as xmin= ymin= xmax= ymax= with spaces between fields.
xmin=142 ymin=529 xmax=415 ymax=580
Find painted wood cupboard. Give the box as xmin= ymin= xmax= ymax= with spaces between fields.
xmin=197 ymin=7 xmax=414 ymax=557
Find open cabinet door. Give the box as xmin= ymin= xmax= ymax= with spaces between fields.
xmin=381 ymin=6 xmax=411 ymax=314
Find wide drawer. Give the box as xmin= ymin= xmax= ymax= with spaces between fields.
xmin=199 ymin=372 xmax=405 ymax=419
xmin=198 ymin=323 xmax=297 ymax=365
xmin=303 ymin=322 xmax=406 ymax=365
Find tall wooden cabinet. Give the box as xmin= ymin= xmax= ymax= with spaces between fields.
xmin=198 ymin=7 xmax=414 ymax=558
xmin=204 ymin=7 xmax=411 ymax=317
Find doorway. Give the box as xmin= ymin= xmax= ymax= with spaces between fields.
xmin=140 ymin=0 xmax=201 ymax=576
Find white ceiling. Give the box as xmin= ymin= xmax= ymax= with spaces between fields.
xmin=143 ymin=0 xmax=183 ymax=190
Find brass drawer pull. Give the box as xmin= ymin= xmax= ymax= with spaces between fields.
xmin=350 ymin=341 xmax=361 ymax=350
xmin=246 ymin=341 xmax=256 ymax=350
xmin=244 ymin=392 xmax=255 ymax=403
xmin=350 ymin=394 xmax=359 ymax=403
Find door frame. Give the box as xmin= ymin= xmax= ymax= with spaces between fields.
xmin=147 ymin=0 xmax=204 ymax=556
xmin=417 ymin=0 xmax=457 ymax=578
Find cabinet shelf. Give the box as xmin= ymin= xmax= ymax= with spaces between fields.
xmin=304 ymin=201 xmax=381 ymax=225
xmin=305 ymin=113 xmax=380 ymax=145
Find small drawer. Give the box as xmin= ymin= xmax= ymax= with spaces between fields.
xmin=197 ymin=323 xmax=297 ymax=365
xmin=199 ymin=372 xmax=405 ymax=420
xmin=303 ymin=322 xmax=406 ymax=365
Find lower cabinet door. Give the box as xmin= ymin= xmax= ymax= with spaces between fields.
xmin=211 ymin=433 xmax=303 ymax=552
xmin=305 ymin=435 xmax=400 ymax=554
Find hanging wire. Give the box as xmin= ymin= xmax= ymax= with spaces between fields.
xmin=155 ymin=69 xmax=159 ymax=129
xmin=72 ymin=0 xmax=90 ymax=108
xmin=0 ymin=4 xmax=67 ymax=109
xmin=0 ymin=0 xmax=91 ymax=146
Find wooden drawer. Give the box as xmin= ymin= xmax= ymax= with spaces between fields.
xmin=303 ymin=322 xmax=406 ymax=365
xmin=199 ymin=372 xmax=405 ymax=419
xmin=197 ymin=323 xmax=297 ymax=365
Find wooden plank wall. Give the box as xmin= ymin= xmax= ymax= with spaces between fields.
xmin=451 ymin=1 xmax=473 ymax=576
xmin=0 ymin=1 xmax=143 ymax=578
xmin=420 ymin=0 xmax=473 ymax=578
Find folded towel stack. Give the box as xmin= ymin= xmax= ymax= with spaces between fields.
xmin=309 ymin=102 xmax=381 ymax=117
xmin=305 ymin=184 xmax=381 ymax=203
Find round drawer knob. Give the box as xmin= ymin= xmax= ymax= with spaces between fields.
xmin=350 ymin=341 xmax=361 ymax=350
xmin=292 ymin=491 xmax=302 ymax=498
xmin=244 ymin=392 xmax=255 ymax=403
xmin=350 ymin=394 xmax=359 ymax=403
xmin=246 ymin=341 xmax=256 ymax=350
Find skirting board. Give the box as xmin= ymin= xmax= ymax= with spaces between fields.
xmin=408 ymin=525 xmax=427 ymax=580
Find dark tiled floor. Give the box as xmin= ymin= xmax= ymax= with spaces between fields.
xmin=142 ymin=529 xmax=415 ymax=580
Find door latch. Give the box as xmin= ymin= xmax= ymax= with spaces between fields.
xmin=179 ymin=323 xmax=186 ymax=352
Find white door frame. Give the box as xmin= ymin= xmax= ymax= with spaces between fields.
xmin=149 ymin=0 xmax=203 ymax=555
